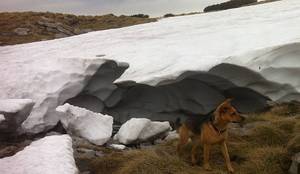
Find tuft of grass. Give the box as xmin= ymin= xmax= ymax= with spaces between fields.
xmin=238 ymin=147 xmax=290 ymax=174
xmin=287 ymin=135 xmax=300 ymax=155
xmin=246 ymin=125 xmax=288 ymax=146
xmin=90 ymin=148 xmax=202 ymax=174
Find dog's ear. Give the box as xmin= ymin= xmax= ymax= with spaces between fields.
xmin=216 ymin=98 xmax=233 ymax=115
xmin=224 ymin=98 xmax=233 ymax=104
xmin=218 ymin=98 xmax=233 ymax=107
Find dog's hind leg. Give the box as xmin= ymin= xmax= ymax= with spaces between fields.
xmin=203 ymin=143 xmax=212 ymax=171
xmin=191 ymin=138 xmax=200 ymax=165
xmin=177 ymin=124 xmax=189 ymax=156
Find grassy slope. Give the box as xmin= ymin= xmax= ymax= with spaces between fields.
xmin=81 ymin=102 xmax=300 ymax=174
xmin=0 ymin=12 xmax=156 ymax=46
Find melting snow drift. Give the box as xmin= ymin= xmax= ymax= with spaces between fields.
xmin=0 ymin=135 xmax=78 ymax=174
xmin=1 ymin=0 xmax=300 ymax=133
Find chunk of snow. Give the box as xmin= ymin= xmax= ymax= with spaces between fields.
xmin=0 ymin=99 xmax=34 ymax=134
xmin=114 ymin=118 xmax=171 ymax=144
xmin=56 ymin=103 xmax=113 ymax=145
xmin=114 ymin=118 xmax=151 ymax=144
xmin=109 ymin=144 xmax=126 ymax=150
xmin=0 ymin=135 xmax=78 ymax=174
xmin=0 ymin=99 xmax=34 ymax=114
xmin=0 ymin=114 xmax=5 ymax=123
xmin=139 ymin=121 xmax=171 ymax=141
xmin=164 ymin=130 xmax=179 ymax=141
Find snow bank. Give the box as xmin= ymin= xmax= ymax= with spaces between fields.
xmin=1 ymin=0 xmax=300 ymax=132
xmin=0 ymin=135 xmax=78 ymax=174
xmin=56 ymin=103 xmax=113 ymax=145
xmin=114 ymin=118 xmax=171 ymax=144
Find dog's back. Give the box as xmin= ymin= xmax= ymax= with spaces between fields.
xmin=176 ymin=110 xmax=214 ymax=135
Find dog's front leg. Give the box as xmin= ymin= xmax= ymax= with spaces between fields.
xmin=221 ymin=141 xmax=234 ymax=173
xmin=203 ymin=144 xmax=212 ymax=171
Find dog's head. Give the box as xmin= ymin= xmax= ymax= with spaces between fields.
xmin=215 ymin=98 xmax=245 ymax=123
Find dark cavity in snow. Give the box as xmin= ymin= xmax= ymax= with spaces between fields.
xmin=66 ymin=62 xmax=274 ymax=124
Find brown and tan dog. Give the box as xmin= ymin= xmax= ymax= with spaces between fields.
xmin=177 ymin=99 xmax=244 ymax=173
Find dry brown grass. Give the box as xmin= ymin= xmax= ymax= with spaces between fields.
xmin=0 ymin=12 xmax=156 ymax=46
xmin=84 ymin=103 xmax=299 ymax=174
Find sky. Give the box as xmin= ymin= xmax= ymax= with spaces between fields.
xmin=0 ymin=0 xmax=226 ymax=17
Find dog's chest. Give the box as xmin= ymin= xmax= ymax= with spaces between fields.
xmin=201 ymin=124 xmax=227 ymax=144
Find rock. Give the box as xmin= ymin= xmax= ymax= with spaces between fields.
xmin=109 ymin=144 xmax=126 ymax=150
xmin=37 ymin=20 xmax=58 ymax=28
xmin=0 ymin=135 xmax=78 ymax=174
xmin=55 ymin=33 xmax=69 ymax=39
xmin=46 ymin=27 xmax=59 ymax=33
xmin=74 ymin=28 xmax=93 ymax=35
xmin=56 ymin=25 xmax=74 ymax=36
xmin=13 ymin=28 xmax=30 ymax=36
xmin=289 ymin=152 xmax=300 ymax=174
xmin=76 ymin=148 xmax=96 ymax=159
xmin=56 ymin=103 xmax=113 ymax=145
xmin=114 ymin=118 xmax=171 ymax=145
xmin=114 ymin=118 xmax=151 ymax=145
xmin=37 ymin=19 xmax=74 ymax=36
xmin=0 ymin=99 xmax=34 ymax=135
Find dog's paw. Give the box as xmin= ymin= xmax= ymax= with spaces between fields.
xmin=203 ymin=164 xmax=212 ymax=171
xmin=227 ymin=167 xmax=234 ymax=173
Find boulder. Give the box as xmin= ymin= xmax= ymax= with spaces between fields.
xmin=13 ymin=28 xmax=30 ymax=36
xmin=114 ymin=118 xmax=171 ymax=145
xmin=56 ymin=103 xmax=113 ymax=145
xmin=0 ymin=99 xmax=34 ymax=135
xmin=289 ymin=152 xmax=300 ymax=174
xmin=0 ymin=135 xmax=78 ymax=174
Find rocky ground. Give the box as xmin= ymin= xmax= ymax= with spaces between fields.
xmin=0 ymin=101 xmax=299 ymax=174
xmin=0 ymin=12 xmax=156 ymax=46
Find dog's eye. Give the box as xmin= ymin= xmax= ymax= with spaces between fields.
xmin=231 ymin=113 xmax=236 ymax=116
